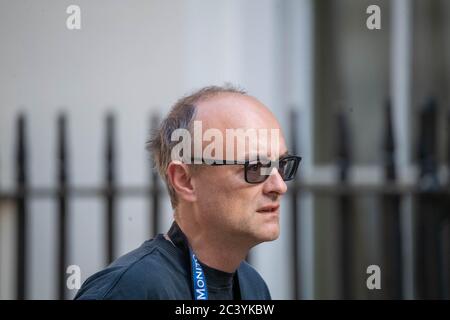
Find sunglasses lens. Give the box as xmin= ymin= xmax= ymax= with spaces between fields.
xmin=246 ymin=157 xmax=300 ymax=183
xmin=246 ymin=162 xmax=268 ymax=183
xmin=279 ymin=158 xmax=297 ymax=181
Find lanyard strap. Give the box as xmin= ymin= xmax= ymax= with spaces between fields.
xmin=167 ymin=223 xmax=240 ymax=300
xmin=190 ymin=248 xmax=209 ymax=300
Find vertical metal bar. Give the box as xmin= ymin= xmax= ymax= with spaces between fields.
xmin=335 ymin=110 xmax=352 ymax=299
xmin=290 ymin=109 xmax=300 ymax=300
xmin=150 ymin=115 xmax=160 ymax=237
xmin=443 ymin=108 xmax=450 ymax=299
xmin=440 ymin=220 xmax=450 ymax=299
xmin=16 ymin=114 xmax=27 ymax=300
xmin=437 ymin=105 xmax=450 ymax=299
xmin=105 ymin=113 xmax=116 ymax=264
xmin=447 ymin=108 xmax=450 ymax=192
xmin=57 ymin=114 xmax=68 ymax=300
xmin=381 ymin=99 xmax=403 ymax=299
xmin=415 ymin=97 xmax=440 ymax=299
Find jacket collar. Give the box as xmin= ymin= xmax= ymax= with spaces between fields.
xmin=165 ymin=221 xmax=242 ymax=300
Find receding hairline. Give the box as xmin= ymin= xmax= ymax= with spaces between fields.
xmin=192 ymin=90 xmax=251 ymax=109
xmin=193 ymin=92 xmax=279 ymax=127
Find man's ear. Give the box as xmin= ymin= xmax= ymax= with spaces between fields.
xmin=166 ymin=161 xmax=197 ymax=203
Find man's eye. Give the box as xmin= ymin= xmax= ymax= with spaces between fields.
xmin=248 ymin=163 xmax=260 ymax=171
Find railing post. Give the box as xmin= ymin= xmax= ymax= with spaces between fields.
xmin=105 ymin=113 xmax=116 ymax=264
xmin=381 ymin=99 xmax=403 ymax=299
xmin=150 ymin=115 xmax=160 ymax=237
xmin=15 ymin=114 xmax=28 ymax=300
xmin=57 ymin=113 xmax=68 ymax=300
xmin=443 ymin=108 xmax=450 ymax=298
xmin=290 ymin=109 xmax=300 ymax=300
xmin=335 ymin=109 xmax=353 ymax=299
xmin=415 ymin=97 xmax=441 ymax=299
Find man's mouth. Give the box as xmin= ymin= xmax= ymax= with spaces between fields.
xmin=256 ymin=204 xmax=280 ymax=213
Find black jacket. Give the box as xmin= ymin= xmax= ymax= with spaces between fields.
xmin=75 ymin=222 xmax=271 ymax=300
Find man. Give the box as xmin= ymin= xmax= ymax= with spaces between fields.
xmin=75 ymin=85 xmax=301 ymax=300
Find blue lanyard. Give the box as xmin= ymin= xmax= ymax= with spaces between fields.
xmin=189 ymin=248 xmax=209 ymax=300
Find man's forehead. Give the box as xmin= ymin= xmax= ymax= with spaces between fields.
xmin=195 ymin=93 xmax=282 ymax=131
xmin=246 ymin=149 xmax=289 ymax=160
xmin=193 ymin=125 xmax=288 ymax=163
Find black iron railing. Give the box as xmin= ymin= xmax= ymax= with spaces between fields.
xmin=0 ymin=102 xmax=449 ymax=299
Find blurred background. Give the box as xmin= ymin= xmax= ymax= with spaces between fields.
xmin=0 ymin=0 xmax=449 ymax=300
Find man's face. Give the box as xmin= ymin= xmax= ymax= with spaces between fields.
xmin=190 ymin=94 xmax=288 ymax=246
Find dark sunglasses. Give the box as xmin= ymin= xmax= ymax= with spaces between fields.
xmin=189 ymin=155 xmax=302 ymax=184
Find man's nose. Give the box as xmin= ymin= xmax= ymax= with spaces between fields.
xmin=262 ymin=167 xmax=288 ymax=195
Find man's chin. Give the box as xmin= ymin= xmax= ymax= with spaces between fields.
xmin=255 ymin=225 xmax=280 ymax=242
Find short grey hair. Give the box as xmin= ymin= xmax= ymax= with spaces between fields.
xmin=146 ymin=84 xmax=247 ymax=208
